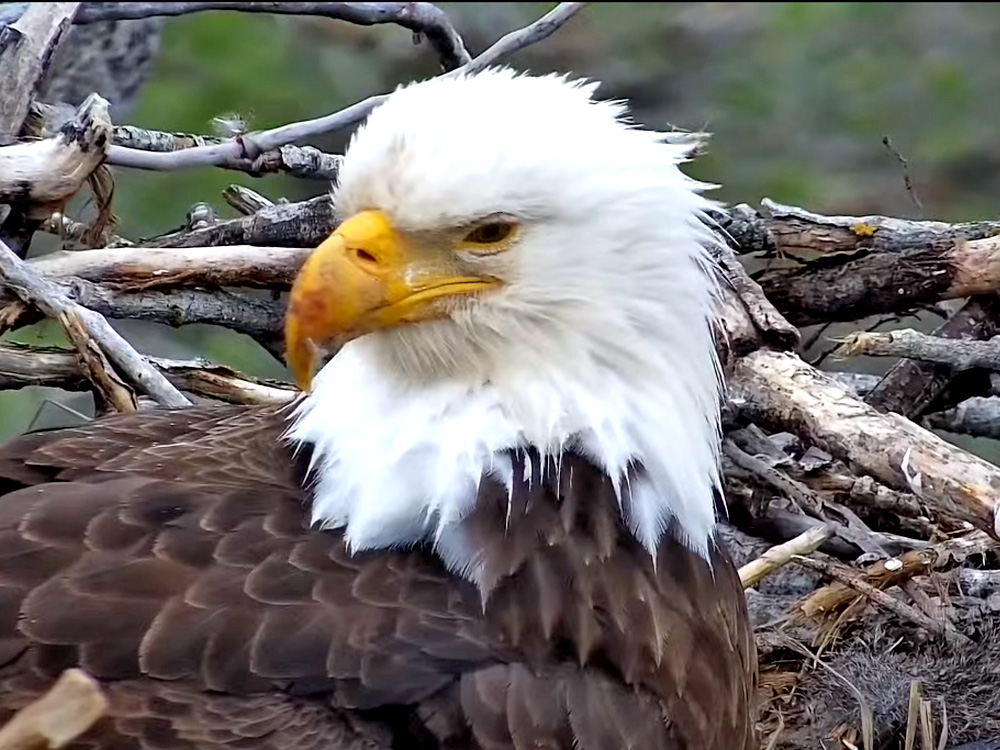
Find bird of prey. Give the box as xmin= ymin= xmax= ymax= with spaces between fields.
xmin=0 ymin=68 xmax=757 ymax=750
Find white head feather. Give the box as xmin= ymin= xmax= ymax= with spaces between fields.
xmin=285 ymin=68 xmax=727 ymax=585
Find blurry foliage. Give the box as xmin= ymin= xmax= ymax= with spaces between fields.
xmin=5 ymin=2 xmax=1000 ymax=438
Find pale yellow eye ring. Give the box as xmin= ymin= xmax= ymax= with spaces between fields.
xmin=459 ymin=215 xmax=519 ymax=255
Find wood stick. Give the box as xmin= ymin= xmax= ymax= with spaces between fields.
xmin=730 ymin=349 xmax=1000 ymax=536
xmin=739 ymin=523 xmax=833 ymax=588
xmin=0 ymin=237 xmax=190 ymax=410
xmin=0 ymin=3 xmax=79 ymax=140
xmin=0 ymin=668 xmax=107 ymax=750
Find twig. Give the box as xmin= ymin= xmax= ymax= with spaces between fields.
xmin=730 ymin=349 xmax=1000 ymax=534
xmin=739 ymin=523 xmax=833 ymax=588
xmin=0 ymin=668 xmax=107 ymax=750
xmin=104 ymin=3 xmax=586 ymax=172
xmin=0 ymin=3 xmax=79 ymax=141
xmin=222 ymin=185 xmax=274 ymax=215
xmin=2 ymin=2 xmax=470 ymax=71
xmin=0 ymin=343 xmax=297 ymax=405
xmin=793 ymin=555 xmax=972 ymax=648
xmin=0 ymin=236 xmax=190 ymax=409
xmin=882 ymin=135 xmax=924 ymax=214
xmin=838 ymin=328 xmax=1000 ymax=372
xmin=41 ymin=211 xmax=131 ymax=249
xmin=795 ymin=536 xmax=978 ymax=619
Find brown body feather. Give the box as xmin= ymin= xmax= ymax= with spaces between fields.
xmin=0 ymin=404 xmax=757 ymax=750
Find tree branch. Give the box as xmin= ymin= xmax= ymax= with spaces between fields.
xmin=3 ymin=2 xmax=471 ymax=72
xmin=0 ymin=342 xmax=297 ymax=405
xmin=924 ymin=396 xmax=1000 ymax=440
xmin=104 ymin=3 xmax=586 ymax=173
xmin=0 ymin=3 xmax=79 ymax=141
xmin=863 ymin=296 xmax=1000 ymax=418
xmin=27 ymin=244 xmax=308 ymax=291
xmin=730 ymin=349 xmax=1000 ymax=536
xmin=838 ymin=328 xmax=1000 ymax=372
xmin=142 ymin=194 xmax=335 ymax=248
xmin=0 ymin=236 xmax=190 ymax=409
xmin=720 ymin=199 xmax=1000 ymax=326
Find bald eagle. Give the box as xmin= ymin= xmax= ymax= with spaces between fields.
xmin=0 ymin=69 xmax=756 ymax=750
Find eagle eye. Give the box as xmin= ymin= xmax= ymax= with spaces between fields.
xmin=463 ymin=220 xmax=516 ymax=246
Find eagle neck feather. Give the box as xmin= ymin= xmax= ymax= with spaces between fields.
xmin=284 ymin=315 xmax=724 ymax=588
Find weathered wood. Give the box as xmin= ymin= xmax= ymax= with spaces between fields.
xmin=730 ymin=349 xmax=1000 ymax=536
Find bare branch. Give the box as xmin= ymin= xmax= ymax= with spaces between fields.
xmin=0 ymin=668 xmax=107 ymax=750
xmin=838 ymin=328 xmax=1000 ymax=372
xmin=113 ymin=122 xmax=341 ymax=180
xmin=0 ymin=236 xmax=190 ymax=409
xmin=142 ymin=194 xmax=335 ymax=248
xmin=0 ymin=3 xmax=79 ymax=140
xmin=792 ymin=554 xmax=972 ymax=649
xmin=739 ymin=523 xmax=833 ymax=589
xmin=105 ymin=3 xmax=586 ymax=173
xmin=0 ymin=93 xmax=111 ymax=204
xmin=864 ymin=296 xmax=1000 ymax=417
xmin=4 ymin=2 xmax=470 ymax=71
xmin=222 ymin=185 xmax=274 ymax=215
xmin=28 ymin=244 xmax=308 ymax=291
xmin=924 ymin=396 xmax=1000 ymax=440
xmin=0 ymin=343 xmax=297 ymax=405
xmin=720 ymin=199 xmax=1000 ymax=326
xmin=796 ymin=530 xmax=997 ymax=620
xmin=730 ymin=349 xmax=1000 ymax=535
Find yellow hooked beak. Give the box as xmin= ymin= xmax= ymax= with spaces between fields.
xmin=284 ymin=210 xmax=500 ymax=390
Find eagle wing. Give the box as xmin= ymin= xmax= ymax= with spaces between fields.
xmin=0 ymin=405 xmax=754 ymax=750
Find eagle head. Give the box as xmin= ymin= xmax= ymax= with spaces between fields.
xmin=283 ymin=68 xmax=727 ymax=578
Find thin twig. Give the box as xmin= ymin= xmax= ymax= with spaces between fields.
xmin=882 ymin=135 xmax=924 ymax=214
xmin=105 ymin=3 xmax=586 ymax=172
xmin=0 ymin=236 xmax=190 ymax=409
xmin=793 ymin=555 xmax=972 ymax=648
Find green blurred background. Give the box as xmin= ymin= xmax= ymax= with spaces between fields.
xmin=4 ymin=2 xmax=1000 ymax=439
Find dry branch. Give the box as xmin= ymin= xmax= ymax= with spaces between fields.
xmin=838 ymin=328 xmax=1000 ymax=372
xmin=0 ymin=237 xmax=190 ymax=409
xmin=924 ymin=397 xmax=1000 ymax=440
xmin=739 ymin=523 xmax=833 ymax=588
xmin=721 ymin=199 xmax=1000 ymax=326
xmin=792 ymin=554 xmax=972 ymax=648
xmin=143 ymin=194 xmax=335 ymax=248
xmin=28 ymin=244 xmax=308 ymax=291
xmin=730 ymin=349 xmax=1000 ymax=536
xmin=83 ymin=2 xmax=469 ymax=70
xmin=797 ymin=530 xmax=997 ymax=619
xmin=0 ymin=94 xmax=111 ymax=204
xmin=105 ymin=3 xmax=585 ymax=172
xmin=0 ymin=343 xmax=297 ymax=405
xmin=0 ymin=3 xmax=79 ymax=141
xmin=864 ymin=296 xmax=1000 ymax=417
xmin=0 ymin=668 xmax=107 ymax=750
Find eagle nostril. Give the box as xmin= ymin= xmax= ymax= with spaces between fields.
xmin=355 ymin=248 xmax=378 ymax=265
